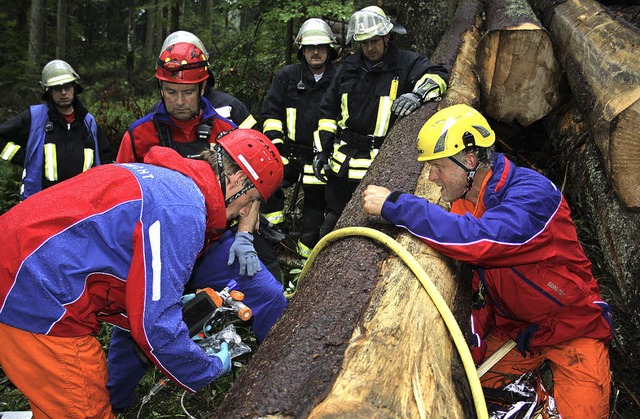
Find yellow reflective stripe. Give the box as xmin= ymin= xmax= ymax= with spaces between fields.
xmin=281 ymin=156 xmax=289 ymax=165
xmin=263 ymin=118 xmax=283 ymax=133
xmin=239 ymin=114 xmax=258 ymax=129
xmin=317 ymin=119 xmax=337 ymax=133
xmin=338 ymin=93 xmax=349 ymax=130
xmin=390 ymin=77 xmax=399 ymax=101
xmin=313 ymin=130 xmax=322 ymax=151
xmin=43 ymin=143 xmax=58 ymax=181
xmin=297 ymin=240 xmax=312 ymax=258
xmin=303 ymin=174 xmax=325 ymax=185
xmin=415 ymin=74 xmax=448 ymax=94
xmin=303 ymin=164 xmax=325 ymax=184
xmin=1 ymin=142 xmax=21 ymax=161
xmin=329 ymin=147 xmax=378 ymax=180
xmin=374 ymin=96 xmax=392 ymax=137
xmin=286 ymin=107 xmax=297 ymax=141
xmin=83 ymin=148 xmax=94 ymax=172
xmin=264 ymin=210 xmax=285 ymax=225
xmin=314 ymin=118 xmax=338 ymax=152
xmin=271 ymin=138 xmax=284 ymax=146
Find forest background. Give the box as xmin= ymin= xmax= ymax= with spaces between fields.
xmin=1 ymin=0 xmax=639 ymax=417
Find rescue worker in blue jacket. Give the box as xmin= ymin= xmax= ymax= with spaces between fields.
xmin=313 ymin=6 xmax=449 ymax=236
xmin=0 ymin=59 xmax=111 ymax=200
xmin=139 ymin=30 xmax=283 ymax=282
xmin=262 ymin=18 xmax=338 ymax=259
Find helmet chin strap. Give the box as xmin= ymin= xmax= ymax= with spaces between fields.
xmin=448 ymin=156 xmax=478 ymax=200
xmin=214 ymin=144 xmax=255 ymax=207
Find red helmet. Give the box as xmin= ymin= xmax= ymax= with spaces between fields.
xmin=156 ymin=41 xmax=209 ymax=83
xmin=217 ymin=129 xmax=284 ymax=200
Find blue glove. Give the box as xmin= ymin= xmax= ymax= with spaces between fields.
xmin=516 ymin=324 xmax=539 ymax=357
xmin=211 ymin=342 xmax=231 ymax=375
xmin=181 ymin=293 xmax=196 ymax=304
xmin=227 ymin=232 xmax=261 ymax=277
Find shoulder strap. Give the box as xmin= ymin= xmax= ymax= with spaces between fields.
xmin=153 ymin=118 xmax=174 ymax=149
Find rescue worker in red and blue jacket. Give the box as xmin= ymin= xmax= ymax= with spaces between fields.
xmin=0 ymin=59 xmax=111 ymax=200
xmin=117 ymin=31 xmax=282 ymax=281
xmin=362 ymin=104 xmax=614 ymax=418
xmin=0 ymin=130 xmax=284 ymax=418
xmin=313 ymin=6 xmax=448 ymax=237
xmin=262 ymin=18 xmax=338 ymax=259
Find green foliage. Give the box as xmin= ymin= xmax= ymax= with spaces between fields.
xmin=0 ymin=161 xmax=20 ymax=214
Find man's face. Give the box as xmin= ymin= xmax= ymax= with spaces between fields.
xmin=303 ymin=45 xmax=329 ymax=71
xmin=427 ymin=157 xmax=469 ymax=202
xmin=49 ymin=83 xmax=75 ymax=110
xmin=160 ymin=81 xmax=203 ymax=121
xmin=360 ymin=35 xmax=389 ymax=62
xmin=224 ymin=171 xmax=263 ymax=221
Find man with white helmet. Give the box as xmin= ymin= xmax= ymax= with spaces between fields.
xmin=313 ymin=6 xmax=449 ymax=236
xmin=0 ymin=59 xmax=111 ymax=200
xmin=262 ymin=18 xmax=339 ymax=259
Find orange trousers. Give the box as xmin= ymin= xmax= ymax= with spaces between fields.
xmin=481 ymin=334 xmax=610 ymax=419
xmin=0 ymin=323 xmax=115 ymax=419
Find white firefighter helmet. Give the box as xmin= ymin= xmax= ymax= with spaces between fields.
xmin=346 ymin=6 xmax=406 ymax=42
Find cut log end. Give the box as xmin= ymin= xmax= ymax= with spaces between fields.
xmin=477 ymin=29 xmax=560 ymax=126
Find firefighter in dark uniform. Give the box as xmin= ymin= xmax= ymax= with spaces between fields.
xmin=262 ymin=18 xmax=338 ymax=259
xmin=313 ymin=6 xmax=449 ymax=236
xmin=0 ymin=60 xmax=111 ymax=201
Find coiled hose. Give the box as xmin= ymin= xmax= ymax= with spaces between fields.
xmin=286 ymin=226 xmax=488 ymax=419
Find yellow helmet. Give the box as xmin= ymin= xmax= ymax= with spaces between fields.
xmin=417 ymin=104 xmax=495 ymax=162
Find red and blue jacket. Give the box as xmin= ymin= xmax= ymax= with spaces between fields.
xmin=0 ymin=146 xmax=227 ymax=392
xmin=116 ymin=97 xmax=236 ymax=163
xmin=380 ymin=153 xmax=613 ymax=360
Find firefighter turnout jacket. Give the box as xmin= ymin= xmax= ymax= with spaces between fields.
xmin=314 ymin=44 xmax=448 ymax=180
xmin=0 ymin=99 xmax=111 ymax=199
xmin=263 ymin=61 xmax=337 ymax=186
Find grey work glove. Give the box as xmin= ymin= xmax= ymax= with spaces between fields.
xmin=227 ymin=232 xmax=261 ymax=277
xmin=312 ymin=152 xmax=329 ymax=182
xmin=392 ymin=92 xmax=422 ymax=117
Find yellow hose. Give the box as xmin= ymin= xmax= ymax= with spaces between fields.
xmin=287 ymin=226 xmax=488 ymax=419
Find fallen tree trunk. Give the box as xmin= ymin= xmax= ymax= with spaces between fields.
xmin=213 ymin=1 xmax=484 ymax=417
xmin=543 ymin=100 xmax=640 ymax=352
xmin=530 ymin=0 xmax=640 ymax=209
xmin=477 ymin=0 xmax=561 ymax=127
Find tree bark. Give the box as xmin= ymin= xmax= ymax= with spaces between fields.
xmin=543 ymin=101 xmax=640 ymax=353
xmin=144 ymin=0 xmax=157 ymax=59
xmin=476 ymin=0 xmax=560 ymax=127
xmin=56 ymin=0 xmax=68 ymax=59
xmin=212 ymin=1 xmax=484 ymax=417
xmin=530 ymin=0 xmax=640 ymax=210
xmin=28 ymin=0 xmax=45 ymax=68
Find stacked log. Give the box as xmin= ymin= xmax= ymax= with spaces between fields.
xmin=530 ymin=0 xmax=640 ymax=209
xmin=213 ymin=1 xmax=484 ymax=417
xmin=477 ymin=0 xmax=561 ymax=126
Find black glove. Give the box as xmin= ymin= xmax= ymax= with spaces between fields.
xmin=516 ymin=324 xmax=539 ymax=357
xmin=392 ymin=92 xmax=422 ymax=117
xmin=312 ymin=152 xmax=329 ymax=182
